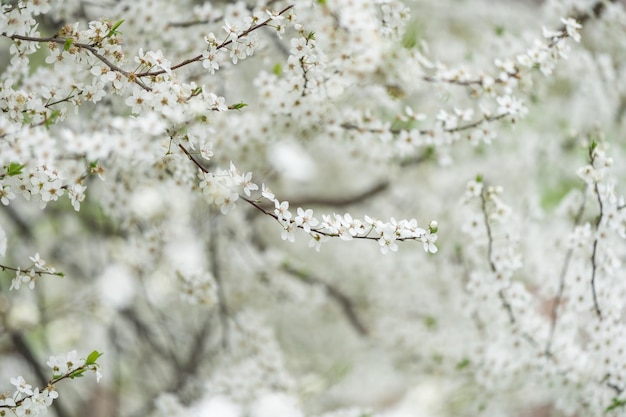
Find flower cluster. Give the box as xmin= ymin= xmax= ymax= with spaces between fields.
xmin=0 ymin=351 xmax=101 ymax=417
xmin=192 ymin=158 xmax=438 ymax=253
xmin=337 ymin=15 xmax=582 ymax=162
xmin=3 ymin=253 xmax=62 ymax=291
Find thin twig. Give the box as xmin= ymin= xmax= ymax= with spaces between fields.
xmin=545 ymin=188 xmax=587 ymax=355
xmin=178 ymin=143 xmax=425 ymax=245
xmin=136 ymin=4 xmax=295 ymax=78
xmin=590 ymin=181 xmax=603 ymax=320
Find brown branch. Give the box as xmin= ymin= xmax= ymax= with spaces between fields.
xmin=2 ymin=33 xmax=150 ymax=91
xmin=178 ymin=143 xmax=426 ymax=245
xmin=340 ymin=112 xmax=507 ymax=139
xmin=136 ymin=4 xmax=295 ymax=78
xmin=1 ymin=4 xmax=294 ymax=90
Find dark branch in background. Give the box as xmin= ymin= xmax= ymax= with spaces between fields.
xmin=119 ymin=308 xmax=181 ymax=366
xmin=0 ymin=205 xmax=34 ymax=240
xmin=282 ymin=263 xmax=368 ymax=337
xmin=208 ymin=209 xmax=230 ymax=349
xmin=269 ymin=181 xmax=389 ymax=209
xmin=571 ymin=0 xmax=618 ymax=26
xmin=545 ymin=186 xmax=587 ymax=355
xmin=9 ymin=332 xmax=71 ymax=417
xmin=167 ymin=309 xmax=216 ymax=397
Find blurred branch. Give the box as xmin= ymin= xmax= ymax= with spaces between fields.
xmin=208 ymin=211 xmax=230 ymax=349
xmin=119 ymin=307 xmax=181 ymax=366
xmin=284 ymin=181 xmax=389 ymax=209
xmin=545 ymin=186 xmax=587 ymax=356
xmin=282 ymin=263 xmax=369 ymax=337
xmin=0 ymin=204 xmax=34 ymax=240
xmin=10 ymin=332 xmax=72 ymax=417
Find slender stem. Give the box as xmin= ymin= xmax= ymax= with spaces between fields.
xmin=136 ymin=4 xmax=295 ymax=78
xmin=178 ymin=143 xmax=426 ymax=244
xmin=590 ymin=182 xmax=604 ymax=320
xmin=545 ymin=188 xmax=587 ymax=355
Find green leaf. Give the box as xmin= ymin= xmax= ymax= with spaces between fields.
xmin=605 ymin=397 xmax=626 ymax=412
xmin=63 ymin=38 xmax=73 ymax=51
xmin=86 ymin=350 xmax=103 ymax=365
xmin=273 ymin=63 xmax=282 ymax=76
xmin=475 ymin=174 xmax=483 ymax=183
xmin=45 ymin=110 xmax=61 ymax=128
xmin=317 ymin=0 xmax=327 ymax=4
xmin=69 ymin=370 xmax=85 ymax=379
xmin=231 ymin=102 xmax=248 ymax=110
xmin=6 ymin=162 xmax=25 ymax=177
xmin=402 ymin=20 xmax=421 ymax=49
xmin=106 ymin=19 xmax=125 ymax=38
xmin=456 ymin=357 xmax=471 ymax=370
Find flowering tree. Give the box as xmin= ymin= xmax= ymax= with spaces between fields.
xmin=1 ymin=0 xmax=626 ymax=416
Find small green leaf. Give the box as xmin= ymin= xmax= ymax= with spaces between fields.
xmin=63 ymin=38 xmax=73 ymax=51
xmin=605 ymin=397 xmax=626 ymax=412
xmin=106 ymin=19 xmax=125 ymax=38
xmin=45 ymin=110 xmax=61 ymax=128
xmin=55 ymin=272 xmax=65 ymax=278
xmin=6 ymin=162 xmax=25 ymax=177
xmin=273 ymin=63 xmax=282 ymax=76
xmin=69 ymin=370 xmax=85 ymax=379
xmin=493 ymin=25 xmax=505 ymax=36
xmin=475 ymin=174 xmax=483 ymax=183
xmin=231 ymin=102 xmax=248 ymax=110
xmin=317 ymin=0 xmax=327 ymax=4
xmin=456 ymin=357 xmax=471 ymax=370
xmin=307 ymin=31 xmax=315 ymax=40
xmin=86 ymin=350 xmax=103 ymax=365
